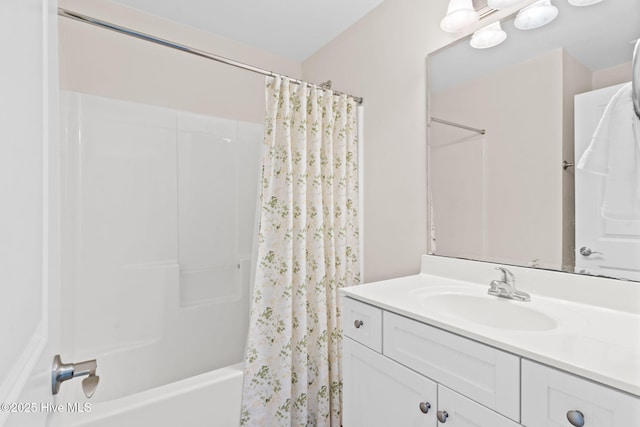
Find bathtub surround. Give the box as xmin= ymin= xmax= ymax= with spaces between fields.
xmin=241 ymin=77 xmax=360 ymax=426
xmin=58 ymin=92 xmax=262 ymax=406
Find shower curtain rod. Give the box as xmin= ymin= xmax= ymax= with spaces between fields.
xmin=430 ymin=117 xmax=486 ymax=135
xmin=58 ymin=8 xmax=364 ymax=105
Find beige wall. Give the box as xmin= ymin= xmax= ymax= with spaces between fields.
xmin=592 ymin=62 xmax=632 ymax=90
xmin=302 ymin=0 xmax=459 ymax=281
xmin=59 ymin=0 xmax=301 ymax=123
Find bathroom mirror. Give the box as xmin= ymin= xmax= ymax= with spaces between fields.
xmin=427 ymin=0 xmax=640 ymax=282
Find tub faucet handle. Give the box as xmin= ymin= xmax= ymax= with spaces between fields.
xmin=82 ymin=375 xmax=100 ymax=398
xmin=52 ymin=354 xmax=99 ymax=398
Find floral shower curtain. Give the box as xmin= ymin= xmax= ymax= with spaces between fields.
xmin=241 ymin=76 xmax=360 ymax=427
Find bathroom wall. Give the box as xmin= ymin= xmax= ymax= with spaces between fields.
xmin=58 ymin=0 xmax=301 ymax=123
xmin=302 ymin=0 xmax=456 ymax=281
xmin=592 ymin=61 xmax=633 ymax=90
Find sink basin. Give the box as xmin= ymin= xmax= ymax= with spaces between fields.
xmin=420 ymin=293 xmax=557 ymax=331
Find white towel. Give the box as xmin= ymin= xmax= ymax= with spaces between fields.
xmin=577 ymin=83 xmax=640 ymax=221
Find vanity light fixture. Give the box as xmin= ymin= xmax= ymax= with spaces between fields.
xmin=470 ymin=21 xmax=507 ymax=49
xmin=440 ymin=0 xmax=480 ymax=33
xmin=567 ymin=0 xmax=603 ymax=6
xmin=440 ymin=0 xmax=600 ymax=37
xmin=514 ymin=0 xmax=558 ymax=30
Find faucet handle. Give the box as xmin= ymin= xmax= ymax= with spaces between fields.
xmin=495 ymin=267 xmax=515 ymax=285
xmin=52 ymin=354 xmax=99 ymax=397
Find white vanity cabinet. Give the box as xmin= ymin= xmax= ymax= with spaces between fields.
xmin=342 ymin=297 xmax=520 ymax=427
xmin=522 ymin=360 xmax=640 ymax=427
xmin=342 ymin=296 xmax=640 ymax=427
xmin=343 ymin=337 xmax=438 ymax=426
xmin=340 ymin=257 xmax=640 ymax=427
xmin=383 ymin=311 xmax=520 ymax=421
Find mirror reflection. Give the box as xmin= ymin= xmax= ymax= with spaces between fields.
xmin=427 ymin=0 xmax=640 ymax=281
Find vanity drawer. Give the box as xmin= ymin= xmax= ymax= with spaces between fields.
xmin=522 ymin=360 xmax=640 ymax=427
xmin=343 ymin=297 xmax=382 ymax=352
xmin=383 ymin=312 xmax=520 ymax=422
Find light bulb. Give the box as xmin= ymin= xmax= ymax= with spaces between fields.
xmin=514 ymin=0 xmax=558 ymax=30
xmin=440 ymin=0 xmax=479 ymax=33
xmin=470 ymin=21 xmax=507 ymax=49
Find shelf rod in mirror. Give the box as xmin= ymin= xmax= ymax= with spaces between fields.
xmin=430 ymin=117 xmax=486 ymax=135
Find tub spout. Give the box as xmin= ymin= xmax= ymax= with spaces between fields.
xmin=52 ymin=354 xmax=99 ymax=398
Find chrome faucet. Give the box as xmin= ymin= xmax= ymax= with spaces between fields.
xmin=488 ymin=267 xmax=530 ymax=302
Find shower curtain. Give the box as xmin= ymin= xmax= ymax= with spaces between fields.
xmin=241 ymin=76 xmax=360 ymax=427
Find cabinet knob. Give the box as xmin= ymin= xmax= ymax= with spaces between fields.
xmin=354 ymin=320 xmax=364 ymax=328
xmin=437 ymin=410 xmax=448 ymax=423
xmin=567 ymin=410 xmax=585 ymax=427
xmin=418 ymin=401 xmax=431 ymax=414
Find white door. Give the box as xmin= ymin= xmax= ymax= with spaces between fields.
xmin=342 ymin=338 xmax=437 ymax=427
xmin=0 ymin=1 xmax=60 ymax=426
xmin=574 ymin=83 xmax=640 ymax=281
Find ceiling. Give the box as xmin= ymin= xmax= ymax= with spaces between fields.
xmin=110 ymin=0 xmax=385 ymax=61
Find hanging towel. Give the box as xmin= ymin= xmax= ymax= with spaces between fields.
xmin=577 ymin=82 xmax=640 ymax=221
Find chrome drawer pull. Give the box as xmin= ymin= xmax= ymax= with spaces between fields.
xmin=354 ymin=320 xmax=364 ymax=328
xmin=418 ymin=401 xmax=431 ymax=414
xmin=437 ymin=410 xmax=448 ymax=423
xmin=567 ymin=410 xmax=585 ymax=427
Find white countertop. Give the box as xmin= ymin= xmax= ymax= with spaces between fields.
xmin=341 ymin=270 xmax=640 ymax=397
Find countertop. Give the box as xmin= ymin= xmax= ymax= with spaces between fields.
xmin=341 ymin=271 xmax=640 ymax=397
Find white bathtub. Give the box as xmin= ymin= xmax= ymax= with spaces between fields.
xmin=61 ymin=364 xmax=243 ymax=427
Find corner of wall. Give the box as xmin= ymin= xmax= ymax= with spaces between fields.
xmin=301 ymin=0 xmax=456 ymax=282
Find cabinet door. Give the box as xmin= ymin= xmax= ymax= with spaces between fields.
xmin=343 ymin=337 xmax=437 ymax=427
xmin=522 ymin=360 xmax=640 ymax=427
xmin=437 ymin=385 xmax=520 ymax=427
xmin=383 ymin=312 xmax=520 ymax=421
